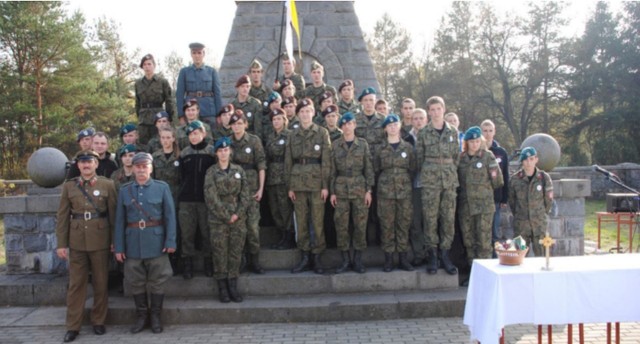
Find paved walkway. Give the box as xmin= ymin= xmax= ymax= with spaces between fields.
xmin=1 ymin=317 xmax=640 ymax=343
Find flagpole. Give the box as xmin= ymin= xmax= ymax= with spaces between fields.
xmin=275 ymin=1 xmax=287 ymax=84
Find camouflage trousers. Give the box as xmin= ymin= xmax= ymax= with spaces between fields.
xmin=267 ymin=184 xmax=293 ymax=233
xmin=179 ymin=202 xmax=211 ymax=257
xmin=333 ymin=197 xmax=368 ymax=251
xmin=378 ymin=197 xmax=412 ymax=253
xmin=410 ymin=187 xmax=426 ymax=259
xmin=137 ymin=123 xmax=156 ymax=146
xmin=421 ymin=187 xmax=457 ymax=250
xmin=210 ymin=220 xmax=247 ymax=280
xmin=245 ymin=195 xmax=261 ymax=255
xmin=124 ymin=254 xmax=172 ymax=295
xmin=458 ymin=206 xmax=495 ymax=264
xmin=513 ymin=219 xmax=546 ymax=257
xmin=292 ymin=191 xmax=326 ymax=254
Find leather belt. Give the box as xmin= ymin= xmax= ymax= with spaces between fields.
xmin=127 ymin=220 xmax=163 ymax=229
xmin=293 ymin=158 xmax=321 ymax=165
xmin=186 ymin=91 xmax=214 ymax=97
xmin=71 ymin=212 xmax=107 ymax=221
xmin=240 ymin=163 xmax=257 ymax=171
xmin=141 ymin=102 xmax=163 ymax=109
xmin=424 ymin=157 xmax=453 ymax=164
xmin=337 ymin=171 xmax=359 ymax=177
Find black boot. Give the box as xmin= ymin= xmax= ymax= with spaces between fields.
xmin=398 ymin=252 xmax=414 ymax=271
xmin=440 ymin=249 xmax=458 ymax=275
xmin=149 ymin=294 xmax=164 ymax=334
xmin=276 ymin=231 xmax=295 ymax=250
xmin=182 ymin=257 xmax=193 ymax=280
xmin=335 ymin=251 xmax=351 ymax=274
xmin=271 ymin=231 xmax=288 ymax=249
xmin=291 ymin=251 xmax=311 ymax=273
xmin=130 ymin=293 xmax=148 ymax=334
xmin=216 ymin=279 xmax=230 ymax=303
xmin=250 ymin=253 xmax=265 ymax=274
xmin=312 ymin=253 xmax=325 ymax=274
xmin=383 ymin=252 xmax=393 ymax=272
xmin=203 ymin=256 xmax=214 ymax=277
xmin=169 ymin=254 xmax=182 ymax=276
xmin=228 ymin=278 xmax=243 ymax=303
xmin=426 ymin=248 xmax=438 ymax=275
xmin=352 ymin=250 xmax=366 ymax=273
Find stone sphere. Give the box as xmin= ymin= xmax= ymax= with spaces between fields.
xmin=27 ymin=147 xmax=69 ymax=188
xmin=520 ymin=133 xmax=561 ymax=172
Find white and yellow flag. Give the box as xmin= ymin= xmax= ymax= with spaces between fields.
xmin=285 ymin=0 xmax=301 ymax=60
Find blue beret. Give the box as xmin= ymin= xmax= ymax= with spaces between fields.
xmin=154 ymin=111 xmax=170 ymax=123
xmin=76 ymin=128 xmax=95 ymax=142
xmin=132 ymin=152 xmax=153 ymax=165
xmin=382 ymin=114 xmax=400 ymax=128
xmin=358 ymin=87 xmax=376 ymax=101
xmin=464 ymin=126 xmax=482 ymax=141
xmin=214 ymin=136 xmax=231 ymax=151
xmin=185 ymin=120 xmax=204 ymax=135
xmin=264 ymin=91 xmax=282 ymax=107
xmin=519 ymin=146 xmax=537 ymax=162
xmin=338 ymin=112 xmax=355 ymax=127
xmin=120 ymin=123 xmax=137 ymax=137
xmin=119 ymin=144 xmax=137 ymax=155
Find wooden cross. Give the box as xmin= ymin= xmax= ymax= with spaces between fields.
xmin=539 ymin=231 xmax=556 ymax=271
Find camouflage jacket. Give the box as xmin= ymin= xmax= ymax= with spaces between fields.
xmin=373 ymin=140 xmax=416 ymax=200
xmin=416 ymin=122 xmax=460 ymax=189
xmin=284 ymin=123 xmax=331 ymax=191
xmin=231 ymin=96 xmax=263 ymax=139
xmin=230 ymin=133 xmax=267 ymax=192
xmin=508 ymin=167 xmax=554 ymax=227
xmin=330 ymin=137 xmax=374 ymax=199
xmin=203 ymin=163 xmax=251 ymax=224
xmin=265 ymin=129 xmax=290 ymax=186
xmin=135 ymin=74 xmax=176 ymax=124
xmin=354 ymin=111 xmax=386 ymax=156
xmin=457 ymin=149 xmax=504 ymax=215
xmin=152 ymin=150 xmax=181 ymax=203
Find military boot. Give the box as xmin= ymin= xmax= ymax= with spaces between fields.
xmin=352 ymin=250 xmax=366 ymax=273
xmin=130 ymin=293 xmax=148 ymax=334
xmin=335 ymin=251 xmax=351 ymax=274
xmin=398 ymin=252 xmax=414 ymax=271
xmin=276 ymin=231 xmax=295 ymax=250
xmin=440 ymin=249 xmax=458 ymax=275
xmin=182 ymin=257 xmax=193 ymax=280
xmin=291 ymin=251 xmax=311 ymax=273
xmin=169 ymin=254 xmax=182 ymax=276
xmin=216 ymin=279 xmax=230 ymax=303
xmin=228 ymin=278 xmax=243 ymax=303
xmin=250 ymin=253 xmax=265 ymax=274
xmin=383 ymin=252 xmax=394 ymax=272
xmin=203 ymin=256 xmax=214 ymax=277
xmin=149 ymin=294 xmax=164 ymax=334
xmin=312 ymin=253 xmax=325 ymax=274
xmin=426 ymin=248 xmax=438 ymax=275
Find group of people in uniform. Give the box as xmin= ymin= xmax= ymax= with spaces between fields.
xmin=54 ymin=42 xmax=554 ymax=341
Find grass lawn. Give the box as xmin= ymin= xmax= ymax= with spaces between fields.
xmin=584 ymin=199 xmax=639 ymax=253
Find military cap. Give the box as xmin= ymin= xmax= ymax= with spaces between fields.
xmin=265 ymin=91 xmax=282 ymax=107
xmin=295 ymin=97 xmax=314 ymax=114
xmin=228 ymin=110 xmax=246 ymax=126
xmin=320 ymin=91 xmax=334 ymax=102
xmin=183 ymin=98 xmax=198 ymax=111
xmin=338 ymin=112 xmax=355 ymax=127
xmin=214 ymin=136 xmax=232 ymax=152
xmin=76 ymin=128 xmax=95 ymax=142
xmin=310 ymin=61 xmax=324 ymax=71
xmin=358 ymin=87 xmax=376 ymax=101
xmin=321 ymin=105 xmax=339 ymax=117
xmin=139 ymin=54 xmax=155 ymax=68
xmin=281 ymin=96 xmax=297 ymax=107
xmin=154 ymin=111 xmax=170 ymax=123
xmin=235 ymin=74 xmax=251 ymax=88
xmin=119 ymin=144 xmax=138 ymax=155
xmin=189 ymin=42 xmax=205 ymax=50
xmin=120 ymin=123 xmax=137 ymax=137
xmin=185 ymin=120 xmax=204 ymax=135
xmin=249 ymin=59 xmax=263 ymax=70
xmin=132 ymin=152 xmax=153 ymax=165
xmin=269 ymin=108 xmax=286 ymax=120
xmin=464 ymin=126 xmax=482 ymax=141
xmin=75 ymin=150 xmax=99 ymax=161
xmin=338 ymin=79 xmax=354 ymax=93
xmin=217 ymin=103 xmax=235 ymax=117
xmin=280 ymin=78 xmax=294 ymax=91
xmin=382 ymin=113 xmax=400 ymax=128
xmin=519 ymin=146 xmax=537 ymax=162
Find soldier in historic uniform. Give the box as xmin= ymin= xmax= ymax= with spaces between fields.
xmin=146 ymin=111 xmax=171 ymax=154
xmin=111 ymin=144 xmax=137 ymax=192
xmin=508 ymin=147 xmax=554 ymax=257
xmin=231 ymin=75 xmax=263 ymax=141
xmin=204 ymin=137 xmax=250 ymax=303
xmin=303 ymin=61 xmax=337 ymax=110
xmin=176 ymin=99 xmax=213 ymax=150
xmin=248 ymin=59 xmax=271 ymax=104
xmin=178 ymin=120 xmax=216 ymax=279
xmin=212 ymin=104 xmax=234 ymax=142
xmin=416 ymin=96 xmax=460 ymax=275
xmin=265 ymin=108 xmax=294 ymax=250
xmin=92 ymin=132 xmax=119 ymax=178
xmin=135 ymin=54 xmax=175 ymax=144
xmin=374 ymin=114 xmax=416 ymax=272
xmin=285 ymin=98 xmax=331 ymax=274
xmin=55 ymin=150 xmax=116 ymax=343
xmin=65 ymin=128 xmax=95 ymax=181
xmin=330 ymin=112 xmax=374 ymax=273
xmin=273 ymin=54 xmax=305 ymax=99
xmin=176 ymin=42 xmax=222 ymax=128
xmin=337 ymin=79 xmax=360 ymax=115
xmin=457 ymin=127 xmax=503 ymax=269
xmin=114 ymin=152 xmax=176 ymax=334
xmin=229 ymin=111 xmax=267 ymax=274
xmin=282 ymin=96 xmax=300 ymax=130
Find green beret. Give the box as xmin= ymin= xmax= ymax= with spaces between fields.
xmin=265 ymin=91 xmax=282 ymax=107
xmin=338 ymin=112 xmax=355 ymax=127
xmin=120 ymin=123 xmax=137 ymax=137
xmin=358 ymin=87 xmax=376 ymax=101
xmin=119 ymin=144 xmax=137 ymax=155
xmin=464 ymin=126 xmax=482 ymax=141
xmin=520 ymin=146 xmax=537 ymax=162
xmin=382 ymin=114 xmax=400 ymax=128
xmin=214 ymin=136 xmax=231 ymax=151
xmin=185 ymin=120 xmax=204 ymax=135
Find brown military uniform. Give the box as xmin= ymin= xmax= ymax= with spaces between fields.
xmin=55 ymin=176 xmax=116 ymax=331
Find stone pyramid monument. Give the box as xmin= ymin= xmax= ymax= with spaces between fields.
xmin=219 ymin=1 xmax=379 ymax=102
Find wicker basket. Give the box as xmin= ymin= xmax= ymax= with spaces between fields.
xmin=496 ymin=247 xmax=529 ymax=266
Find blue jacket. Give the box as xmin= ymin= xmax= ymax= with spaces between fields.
xmin=114 ymin=179 xmax=177 ymax=259
xmin=176 ymin=64 xmax=223 ymax=118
